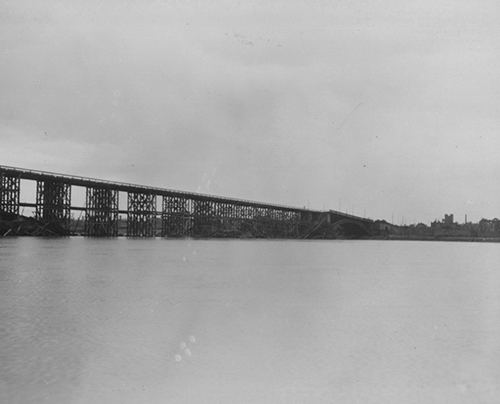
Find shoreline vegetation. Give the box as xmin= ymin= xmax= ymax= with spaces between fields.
xmin=375 ymin=235 xmax=500 ymax=243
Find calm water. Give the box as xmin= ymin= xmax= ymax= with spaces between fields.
xmin=1 ymin=238 xmax=499 ymax=403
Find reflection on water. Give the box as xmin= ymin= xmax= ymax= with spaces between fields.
xmin=1 ymin=238 xmax=499 ymax=403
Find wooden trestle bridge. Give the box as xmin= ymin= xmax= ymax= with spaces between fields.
xmin=0 ymin=165 xmax=374 ymax=238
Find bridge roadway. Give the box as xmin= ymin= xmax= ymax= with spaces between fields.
xmin=0 ymin=165 xmax=373 ymax=238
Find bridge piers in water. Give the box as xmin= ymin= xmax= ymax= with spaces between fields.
xmin=162 ymin=196 xmax=189 ymax=237
xmin=127 ymin=192 xmax=157 ymax=237
xmin=85 ymin=187 xmax=119 ymax=237
xmin=35 ymin=180 xmax=72 ymax=234
xmin=0 ymin=172 xmax=20 ymax=215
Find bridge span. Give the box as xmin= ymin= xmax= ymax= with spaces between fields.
xmin=0 ymin=165 xmax=374 ymax=238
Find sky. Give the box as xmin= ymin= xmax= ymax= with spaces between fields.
xmin=1 ymin=0 xmax=499 ymax=224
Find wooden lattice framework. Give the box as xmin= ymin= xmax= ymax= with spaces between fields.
xmin=0 ymin=171 xmax=20 ymax=215
xmin=85 ymin=187 xmax=119 ymax=237
xmin=35 ymin=180 xmax=72 ymax=232
xmin=162 ymin=196 xmax=190 ymax=237
xmin=127 ymin=192 xmax=156 ymax=237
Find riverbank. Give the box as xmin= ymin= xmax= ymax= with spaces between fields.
xmin=2 ymin=213 xmax=500 ymax=242
xmin=374 ymin=235 xmax=500 ymax=243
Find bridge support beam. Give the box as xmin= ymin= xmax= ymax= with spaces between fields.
xmin=35 ymin=181 xmax=72 ymax=233
xmin=161 ymin=196 xmax=188 ymax=237
xmin=85 ymin=187 xmax=119 ymax=237
xmin=0 ymin=172 xmax=20 ymax=215
xmin=127 ymin=192 xmax=156 ymax=237
xmin=281 ymin=211 xmax=300 ymax=238
xmin=193 ymin=200 xmax=216 ymax=236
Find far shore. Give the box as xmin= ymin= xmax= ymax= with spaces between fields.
xmin=372 ymin=235 xmax=500 ymax=243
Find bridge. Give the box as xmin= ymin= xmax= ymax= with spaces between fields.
xmin=0 ymin=165 xmax=374 ymax=238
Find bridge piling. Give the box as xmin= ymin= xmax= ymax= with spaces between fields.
xmin=161 ymin=195 xmax=187 ymax=237
xmin=0 ymin=172 xmax=20 ymax=216
xmin=85 ymin=187 xmax=119 ymax=237
xmin=35 ymin=180 xmax=72 ymax=233
xmin=192 ymin=199 xmax=213 ymax=236
xmin=127 ymin=192 xmax=156 ymax=237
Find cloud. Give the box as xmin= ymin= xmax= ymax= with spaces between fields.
xmin=1 ymin=0 xmax=499 ymax=223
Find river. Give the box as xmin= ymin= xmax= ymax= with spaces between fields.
xmin=1 ymin=238 xmax=499 ymax=403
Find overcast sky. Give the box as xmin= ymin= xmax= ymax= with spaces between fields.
xmin=1 ymin=0 xmax=499 ymax=223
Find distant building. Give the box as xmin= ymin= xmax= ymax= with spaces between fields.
xmin=431 ymin=213 xmax=472 ymax=237
xmin=443 ymin=214 xmax=454 ymax=226
xmin=375 ymin=214 xmax=499 ymax=239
